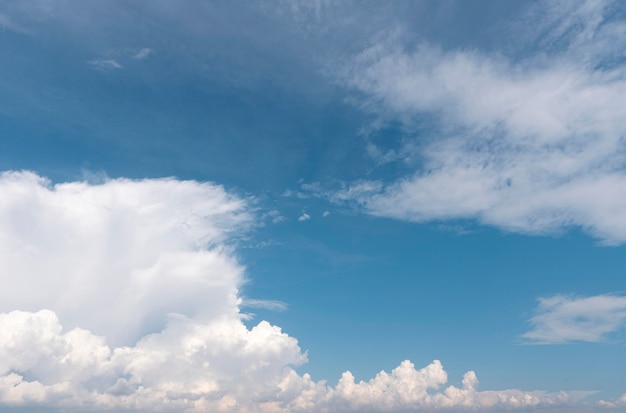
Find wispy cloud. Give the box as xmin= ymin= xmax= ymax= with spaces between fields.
xmin=523 ymin=294 xmax=626 ymax=344
xmin=242 ymin=298 xmax=288 ymax=311
xmin=264 ymin=209 xmax=286 ymax=223
xmin=133 ymin=47 xmax=153 ymax=60
xmin=88 ymin=58 xmax=123 ymax=70
xmin=334 ymin=0 xmax=626 ymax=244
xmin=298 ymin=212 xmax=311 ymax=221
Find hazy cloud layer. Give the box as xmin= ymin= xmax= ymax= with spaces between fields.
xmin=0 ymin=171 xmax=592 ymax=412
xmin=335 ymin=0 xmax=626 ymax=244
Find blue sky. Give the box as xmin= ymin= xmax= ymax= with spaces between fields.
xmin=1 ymin=1 xmax=626 ymax=412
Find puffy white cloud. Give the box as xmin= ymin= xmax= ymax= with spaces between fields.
xmin=0 ymin=309 xmax=306 ymax=411
xmin=0 ymin=312 xmax=586 ymax=413
xmin=334 ymin=0 xmax=626 ymax=244
xmin=0 ymin=171 xmax=251 ymax=345
xmin=0 ymin=171 xmax=307 ymax=411
xmin=298 ymin=212 xmax=311 ymax=222
xmin=326 ymin=361 xmax=589 ymax=412
xmin=0 ymin=171 xmax=593 ymax=412
xmin=523 ymin=294 xmax=626 ymax=344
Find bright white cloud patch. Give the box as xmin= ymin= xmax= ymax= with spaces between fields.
xmin=336 ymin=0 xmax=626 ymax=244
xmin=0 ymin=171 xmax=251 ymax=345
xmin=523 ymin=294 xmax=626 ymax=344
xmin=0 ymin=171 xmax=592 ymax=411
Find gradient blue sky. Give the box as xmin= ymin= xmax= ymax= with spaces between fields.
xmin=1 ymin=1 xmax=626 ymax=412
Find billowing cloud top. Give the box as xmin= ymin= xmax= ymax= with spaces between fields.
xmin=0 ymin=171 xmax=252 ymax=345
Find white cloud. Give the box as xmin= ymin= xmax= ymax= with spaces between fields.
xmin=242 ymin=299 xmax=288 ymax=312
xmin=322 ymin=211 xmax=330 ymax=217
xmin=298 ymin=212 xmax=311 ymax=221
xmin=0 ymin=171 xmax=306 ymax=411
xmin=335 ymin=0 xmax=626 ymax=244
xmin=0 ymin=171 xmax=595 ymax=412
xmin=523 ymin=294 xmax=626 ymax=344
xmin=0 ymin=171 xmax=251 ymax=345
xmin=326 ymin=361 xmax=591 ymax=411
xmin=0 ymin=313 xmax=588 ymax=412
xmin=0 ymin=309 xmax=306 ymax=411
xmin=599 ymin=392 xmax=626 ymax=408
xmin=88 ymin=59 xmax=123 ymax=70
xmin=264 ymin=209 xmax=286 ymax=223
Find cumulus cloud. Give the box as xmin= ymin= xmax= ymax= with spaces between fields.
xmin=0 ymin=171 xmax=306 ymax=411
xmin=0 ymin=171 xmax=593 ymax=412
xmin=0 ymin=309 xmax=306 ymax=411
xmin=327 ymin=361 xmax=591 ymax=412
xmin=0 ymin=171 xmax=251 ymax=345
xmin=298 ymin=212 xmax=311 ymax=221
xmin=0 ymin=312 xmax=586 ymax=413
xmin=523 ymin=294 xmax=626 ymax=344
xmin=334 ymin=0 xmax=626 ymax=244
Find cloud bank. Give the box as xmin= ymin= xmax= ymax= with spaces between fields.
xmin=334 ymin=0 xmax=626 ymax=244
xmin=0 ymin=171 xmax=593 ymax=412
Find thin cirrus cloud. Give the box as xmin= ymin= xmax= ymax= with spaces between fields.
xmin=0 ymin=171 xmax=592 ymax=412
xmin=87 ymin=58 xmax=123 ymax=70
xmin=331 ymin=0 xmax=626 ymax=245
xmin=241 ymin=298 xmax=288 ymax=312
xmin=523 ymin=294 xmax=626 ymax=344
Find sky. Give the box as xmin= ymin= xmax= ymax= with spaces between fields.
xmin=1 ymin=0 xmax=626 ymax=412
